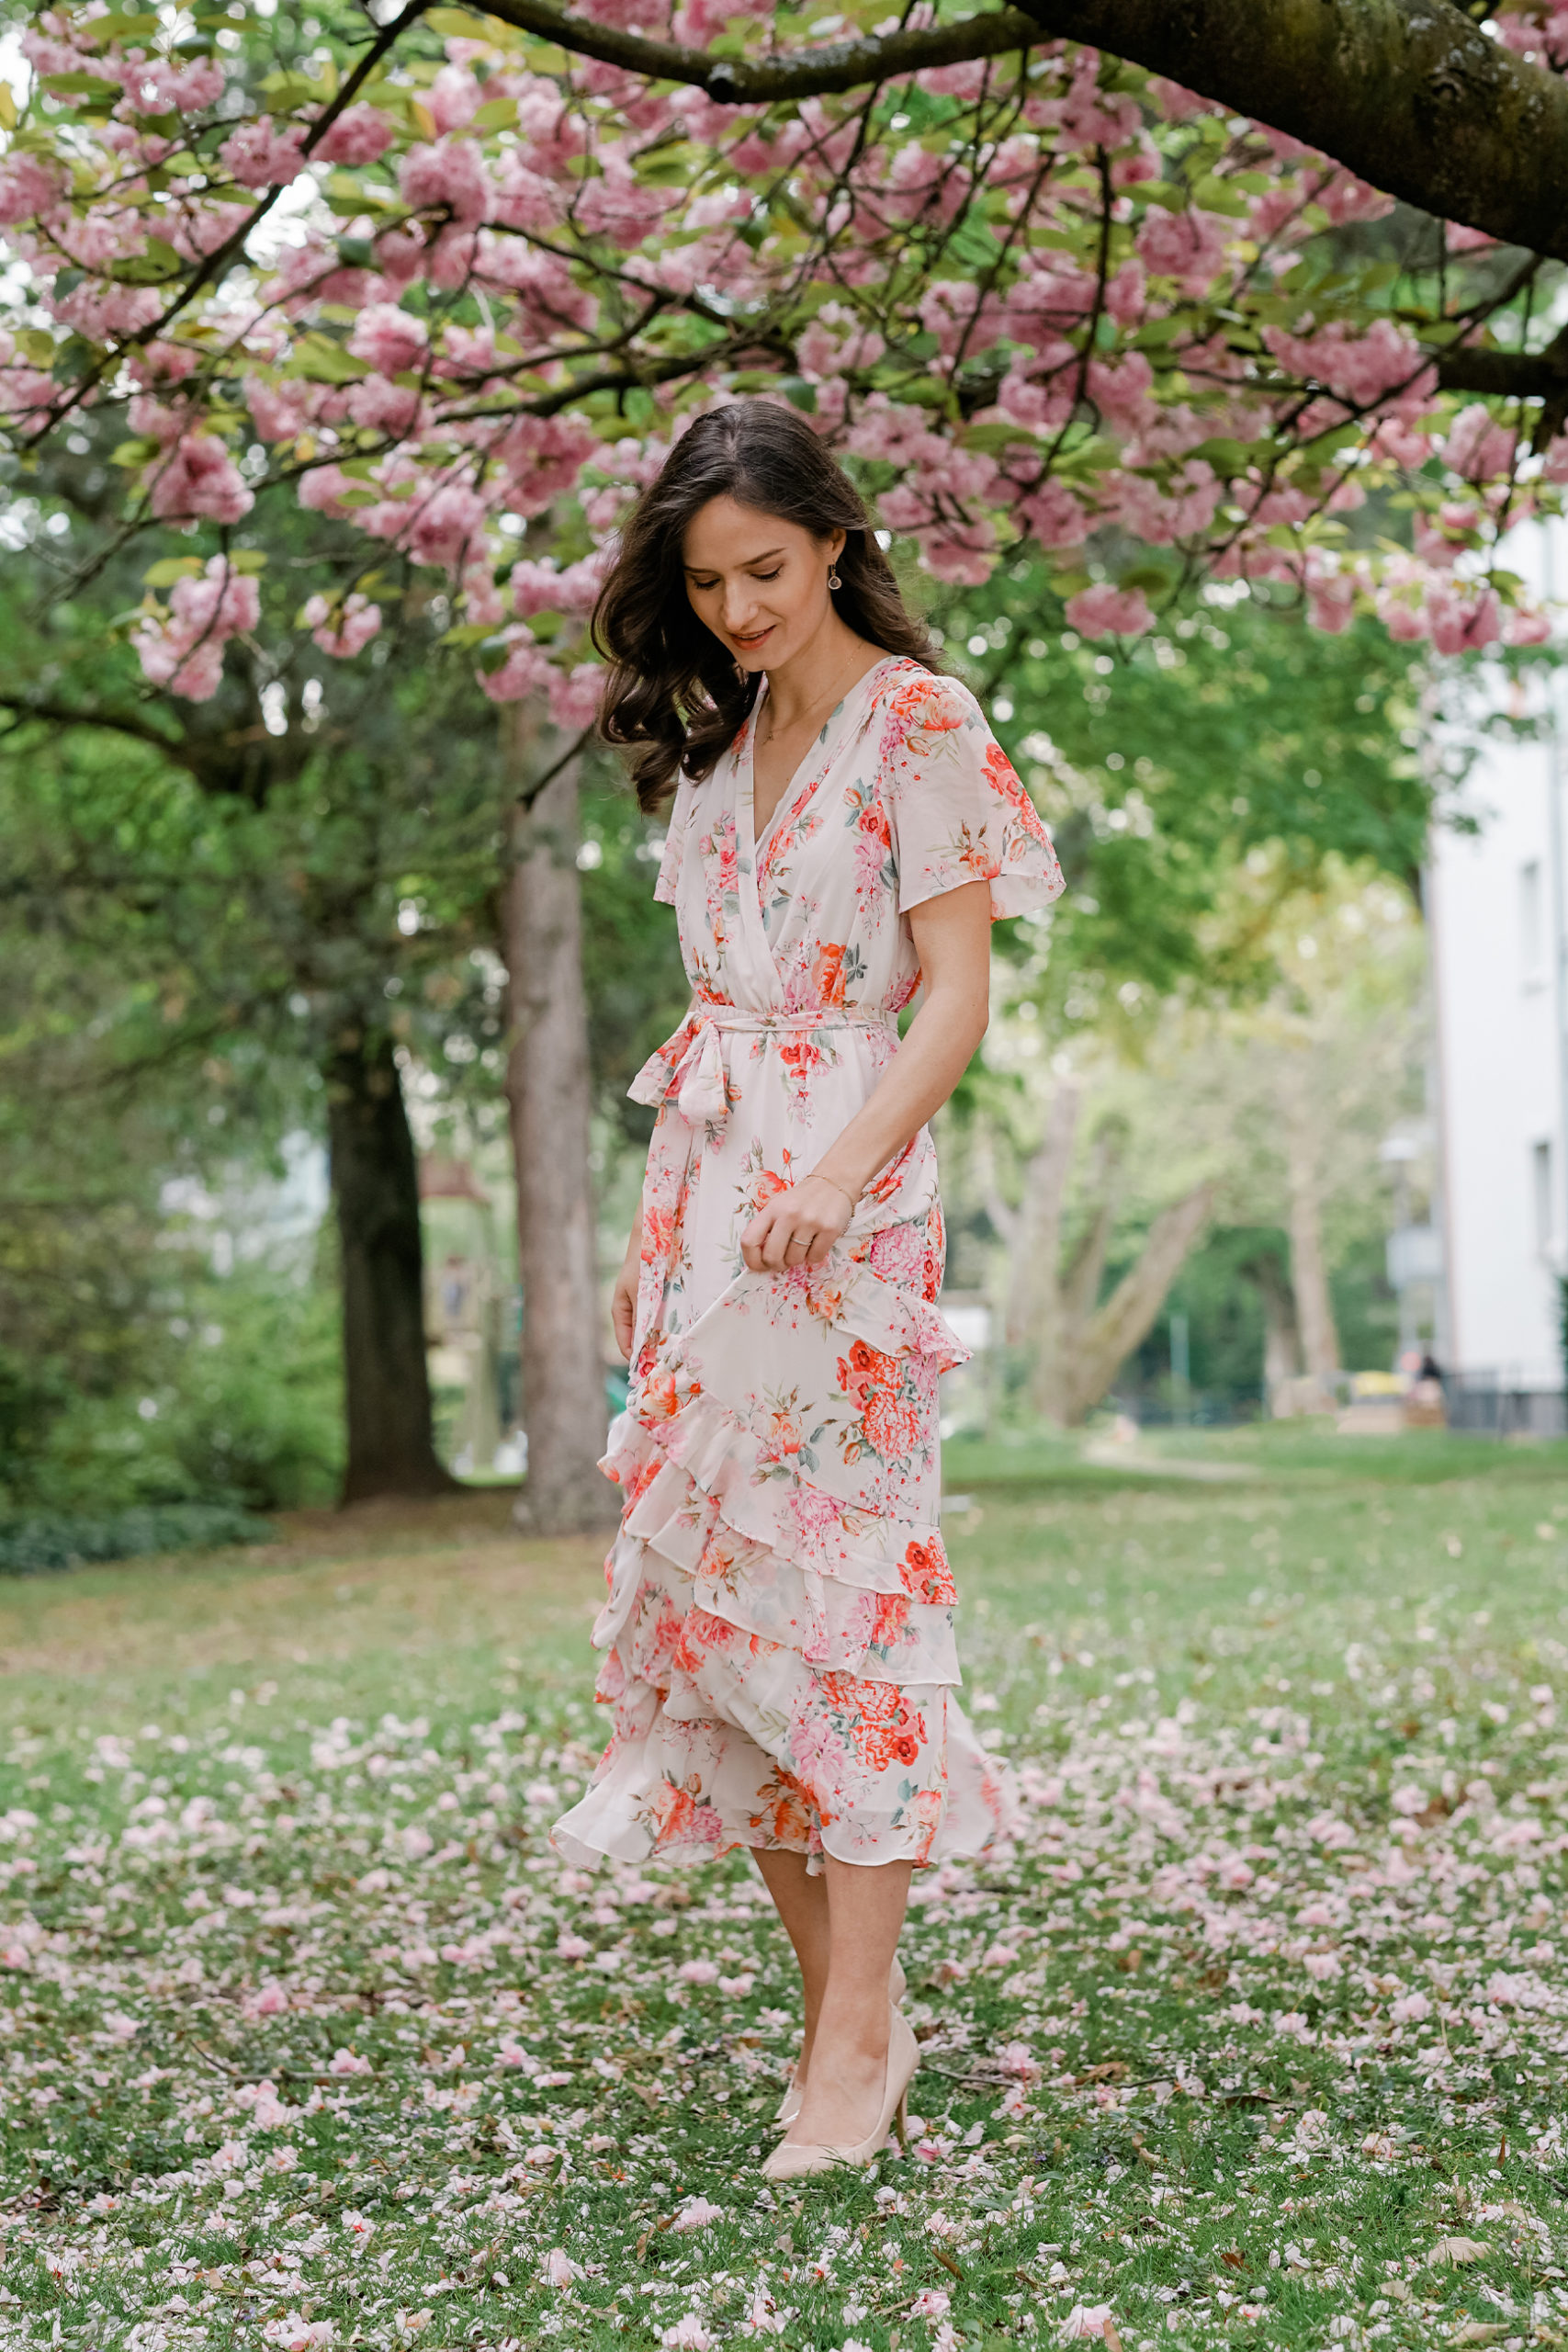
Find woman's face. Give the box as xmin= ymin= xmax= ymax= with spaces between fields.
xmin=682 ymin=495 xmax=845 ymax=672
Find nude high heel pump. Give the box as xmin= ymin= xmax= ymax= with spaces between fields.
xmin=775 ymin=1956 xmax=906 ymax=2128
xmin=761 ymin=2007 xmax=919 ymax=2180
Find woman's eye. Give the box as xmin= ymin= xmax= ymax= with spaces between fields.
xmin=751 ymin=570 xmax=781 ymax=582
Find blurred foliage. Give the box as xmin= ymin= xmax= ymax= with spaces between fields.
xmin=933 ymin=561 xmax=1432 ymax=1044
xmin=0 ymin=1504 xmax=272 ymax=1577
xmin=0 ymin=418 xmax=1456 ymax=1497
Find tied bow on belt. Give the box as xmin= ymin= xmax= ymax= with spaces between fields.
xmin=628 ymin=1003 xmax=895 ymax=1128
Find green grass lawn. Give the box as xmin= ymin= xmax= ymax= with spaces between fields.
xmin=1 ymin=1428 xmax=1565 ymax=2351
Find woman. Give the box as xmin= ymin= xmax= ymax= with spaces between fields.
xmin=551 ymin=401 xmax=1064 ymax=2177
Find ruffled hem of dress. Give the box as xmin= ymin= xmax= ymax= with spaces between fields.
xmin=597 ymin=1254 xmax=970 ymax=1684
xmin=550 ymin=1688 xmax=1018 ymax=1879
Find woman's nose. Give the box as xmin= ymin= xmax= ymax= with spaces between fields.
xmin=722 ymin=583 xmax=758 ymax=631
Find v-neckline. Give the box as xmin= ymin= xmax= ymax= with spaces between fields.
xmin=746 ymin=655 xmax=904 ymax=867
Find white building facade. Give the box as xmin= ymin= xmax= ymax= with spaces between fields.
xmin=1427 ymin=525 xmax=1568 ymax=1426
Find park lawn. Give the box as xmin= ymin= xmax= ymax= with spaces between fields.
xmin=0 ymin=1430 xmax=1563 ymax=2351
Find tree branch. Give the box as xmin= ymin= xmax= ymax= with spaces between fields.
xmin=1007 ymin=0 xmax=1568 ymax=263
xmin=474 ymin=0 xmax=1568 ymax=263
xmin=476 ymin=0 xmax=1038 ymax=97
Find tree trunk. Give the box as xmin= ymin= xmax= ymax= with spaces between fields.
xmin=502 ymin=710 xmax=617 ymax=1535
xmin=1239 ymin=1250 xmax=1303 ymax=1408
xmin=1286 ymin=1165 xmax=1341 ymax=1382
xmin=1013 ymin=1080 xmax=1082 ymax=1421
xmin=1066 ymin=1182 xmax=1214 ymax=1423
xmin=991 ymin=1083 xmax=1211 ymax=1427
xmin=326 ymin=1025 xmax=457 ymax=1504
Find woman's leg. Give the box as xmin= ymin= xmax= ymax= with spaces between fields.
xmin=751 ymin=1849 xmax=831 ymax=2086
xmin=784 ymin=1854 xmax=912 ymax=2147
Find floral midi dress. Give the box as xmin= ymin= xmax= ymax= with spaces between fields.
xmin=551 ymin=657 xmax=1065 ymax=1878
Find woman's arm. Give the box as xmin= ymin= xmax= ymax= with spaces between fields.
xmin=739 ymin=878 xmax=992 ymax=1273
xmin=611 ymin=1186 xmax=645 ymax=1362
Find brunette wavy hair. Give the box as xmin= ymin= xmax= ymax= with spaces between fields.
xmin=592 ymin=401 xmax=937 ymax=814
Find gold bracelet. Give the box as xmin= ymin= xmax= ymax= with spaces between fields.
xmin=809 ymin=1170 xmax=859 ymax=1212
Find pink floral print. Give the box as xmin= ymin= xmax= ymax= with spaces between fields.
xmin=552 ymin=658 xmax=1064 ymax=1878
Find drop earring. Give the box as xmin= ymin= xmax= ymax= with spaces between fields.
xmin=828 ymin=566 xmax=841 ymax=591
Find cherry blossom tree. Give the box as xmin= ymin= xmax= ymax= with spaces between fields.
xmin=4 ymin=0 xmax=1565 ymax=1516
xmin=2 ymin=0 xmax=1565 ymax=704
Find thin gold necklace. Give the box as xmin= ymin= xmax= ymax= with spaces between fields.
xmin=760 ymin=655 xmax=864 ymax=752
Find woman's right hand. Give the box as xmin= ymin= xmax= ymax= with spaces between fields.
xmin=611 ymin=1228 xmax=639 ymax=1363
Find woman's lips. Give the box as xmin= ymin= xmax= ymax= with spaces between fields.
xmin=732 ymin=627 xmax=773 ymax=650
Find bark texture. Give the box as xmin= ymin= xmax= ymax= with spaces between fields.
xmin=1018 ymin=0 xmax=1568 ymax=263
xmin=327 ymin=1026 xmax=457 ymax=1504
xmin=502 ymin=714 xmax=618 ymax=1535
xmin=1239 ymin=1249 xmax=1304 ymax=1408
xmin=477 ymin=0 xmax=1568 ymax=266
xmin=1281 ymin=1068 xmax=1343 ymax=1384
xmin=988 ymin=1087 xmax=1213 ymax=1424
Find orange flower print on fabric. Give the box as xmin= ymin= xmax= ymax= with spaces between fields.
xmin=836 ymin=1336 xmax=920 ymax=1464
xmin=837 ymin=1336 xmax=900 ymax=1411
xmin=747 ymin=1763 xmax=817 ymax=1849
xmin=864 ymin=1386 xmax=920 ymax=1464
xmin=898 ymin=1535 xmax=958 ymax=1606
xmin=673 ymin=1604 xmax=737 ymax=1676
xmin=777 ymin=1035 xmax=824 ymax=1083
xmin=870 ymin=1589 xmax=912 ymax=1647
xmin=640 ymin=1367 xmax=684 ymax=1422
xmin=818 ymin=1671 xmax=929 ymax=1772
xmin=812 ymin=941 xmax=848 ymax=1006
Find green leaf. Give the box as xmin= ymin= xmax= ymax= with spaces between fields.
xmin=227 ymin=549 xmax=268 ymax=574
xmin=40 ymin=72 xmax=124 ymax=100
xmin=288 ymin=333 xmax=368 ymax=386
xmin=142 ymin=558 xmax=205 ymax=589
xmin=471 ymin=96 xmax=516 ymax=131
xmin=83 ymin=7 xmax=162 ymax=36
xmin=963 ymin=421 xmax=1032 ymax=454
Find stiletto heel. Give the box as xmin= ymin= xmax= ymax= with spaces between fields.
xmin=761 ymin=2007 xmax=920 ymax=2180
xmin=775 ymin=1955 xmax=907 ymax=2129
xmin=894 ymin=2090 xmax=909 ymax=2153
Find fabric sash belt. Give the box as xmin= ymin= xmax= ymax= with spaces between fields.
xmin=628 ymin=1003 xmax=897 ymax=1128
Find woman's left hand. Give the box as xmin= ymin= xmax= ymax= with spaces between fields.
xmin=740 ymin=1174 xmax=854 ymax=1272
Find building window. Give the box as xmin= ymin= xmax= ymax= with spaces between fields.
xmin=1533 ymin=1138 xmax=1554 ymax=1258
xmin=1521 ymin=858 xmax=1544 ymax=983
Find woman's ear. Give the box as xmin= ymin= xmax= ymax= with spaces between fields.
xmin=825 ymin=526 xmax=847 ymax=566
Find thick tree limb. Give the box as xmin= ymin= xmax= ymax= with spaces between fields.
xmin=466 ymin=0 xmax=1568 ymax=264
xmin=475 ymin=0 xmax=1038 ymax=96
xmin=1012 ymin=0 xmax=1568 ymax=264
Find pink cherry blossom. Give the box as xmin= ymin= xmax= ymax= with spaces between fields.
xmin=313 ymin=104 xmax=395 ymax=167
xmin=219 ymin=118 xmax=308 ymax=190
xmin=540 ymin=2246 xmax=582 ymax=2287
xmin=1066 ymin=583 xmax=1155 ymax=639
xmin=1442 ymin=402 xmax=1518 ymax=483
xmin=131 ymin=559 xmax=261 ymax=701
xmin=1426 ymin=579 xmax=1502 ymax=654
xmin=0 ymin=152 xmax=64 ymax=229
xmin=671 ymin=2196 xmax=725 ymax=2231
xmin=303 ymin=593 xmax=383 ymax=658
xmin=660 ymin=2320 xmax=714 ymax=2351
xmin=399 ymin=139 xmax=491 ymax=227
xmin=348 ymin=304 xmax=429 ymax=377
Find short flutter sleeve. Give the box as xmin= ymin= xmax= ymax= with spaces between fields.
xmin=879 ymin=673 xmax=1065 ymax=921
